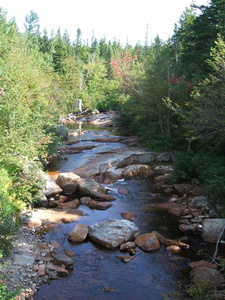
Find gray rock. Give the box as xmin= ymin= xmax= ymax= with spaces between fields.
xmin=53 ymin=254 xmax=73 ymax=268
xmin=41 ymin=173 xmax=62 ymax=197
xmin=202 ymin=218 xmax=225 ymax=243
xmin=156 ymin=152 xmax=172 ymax=162
xmin=56 ymin=173 xmax=81 ymax=193
xmin=88 ymin=219 xmax=140 ymax=249
xmin=13 ymin=254 xmax=35 ymax=266
xmin=191 ymin=196 xmax=208 ymax=208
xmin=78 ymin=177 xmax=106 ymax=196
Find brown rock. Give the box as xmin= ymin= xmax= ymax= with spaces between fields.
xmin=117 ymin=255 xmax=135 ymax=263
xmin=46 ymin=263 xmax=69 ymax=276
xmin=58 ymin=199 xmax=80 ymax=209
xmin=121 ymin=212 xmax=137 ymax=222
xmin=166 ymin=245 xmax=181 ymax=254
xmin=191 ymin=266 xmax=224 ymax=287
xmin=88 ymin=200 xmax=113 ymax=210
xmin=135 ymin=233 xmax=160 ymax=251
xmin=61 ymin=217 xmax=78 ymax=223
xmin=64 ymin=249 xmax=75 ymax=257
xmin=50 ymin=240 xmax=61 ymax=249
xmin=118 ymin=188 xmax=129 ymax=194
xmin=38 ymin=264 xmax=46 ymax=277
xmin=68 ymin=223 xmax=88 ymax=242
xmin=53 ymin=254 xmax=73 ymax=268
xmin=80 ymin=196 xmax=91 ymax=204
xmin=56 ymin=172 xmax=81 ymax=193
xmin=120 ymin=241 xmax=136 ymax=251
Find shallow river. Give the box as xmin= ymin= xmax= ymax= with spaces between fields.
xmin=34 ymin=124 xmax=206 ymax=300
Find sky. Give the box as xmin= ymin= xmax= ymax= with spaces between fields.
xmin=1 ymin=0 xmax=209 ymax=46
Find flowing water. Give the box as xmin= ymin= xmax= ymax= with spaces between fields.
xmin=35 ymin=123 xmax=206 ymax=300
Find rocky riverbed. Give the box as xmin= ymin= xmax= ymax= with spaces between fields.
xmin=2 ymin=111 xmax=225 ymax=299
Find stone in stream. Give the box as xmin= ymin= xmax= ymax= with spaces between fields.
xmin=117 ymin=255 xmax=135 ymax=263
xmin=41 ymin=173 xmax=62 ymax=197
xmin=56 ymin=172 xmax=81 ymax=194
xmin=135 ymin=233 xmax=161 ymax=252
xmin=190 ymin=266 xmax=224 ymax=287
xmin=68 ymin=224 xmax=88 ymax=242
xmin=88 ymin=219 xmax=140 ymax=249
xmin=202 ymin=218 xmax=225 ymax=243
xmin=121 ymin=212 xmax=137 ymax=222
xmin=87 ymin=200 xmax=113 ymax=210
xmin=53 ymin=254 xmax=73 ymax=268
xmin=78 ymin=177 xmax=105 ymax=195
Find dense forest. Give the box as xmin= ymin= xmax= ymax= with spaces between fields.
xmin=0 ymin=0 xmax=225 ymax=261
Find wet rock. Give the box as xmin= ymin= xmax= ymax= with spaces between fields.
xmin=56 ymin=172 xmax=81 ymax=193
xmin=117 ymin=255 xmax=135 ymax=263
xmin=88 ymin=219 xmax=140 ymax=249
xmin=121 ymin=212 xmax=137 ymax=221
xmin=91 ymin=192 xmax=116 ymax=201
xmin=50 ymin=240 xmax=61 ymax=249
xmin=61 ymin=216 xmax=79 ymax=223
xmin=53 ymin=254 xmax=73 ymax=268
xmin=103 ymin=167 xmax=123 ymax=181
xmin=68 ymin=224 xmax=88 ymax=242
xmin=46 ymin=263 xmax=69 ymax=276
xmin=166 ymin=245 xmax=181 ymax=254
xmin=191 ymin=196 xmax=208 ymax=208
xmin=152 ymin=202 xmax=186 ymax=216
xmin=13 ymin=254 xmax=35 ymax=266
xmin=118 ymin=188 xmax=129 ymax=194
xmin=64 ymin=250 xmax=75 ymax=257
xmin=122 ymin=164 xmax=149 ymax=178
xmin=179 ymin=223 xmax=199 ymax=234
xmin=120 ymin=241 xmax=136 ymax=251
xmin=135 ymin=233 xmax=160 ymax=251
xmin=42 ymin=174 xmax=62 ymax=197
xmin=190 ymin=266 xmax=224 ymax=287
xmin=87 ymin=200 xmax=113 ymax=210
xmin=78 ymin=177 xmax=106 ymax=196
xmin=202 ymin=218 xmax=225 ymax=243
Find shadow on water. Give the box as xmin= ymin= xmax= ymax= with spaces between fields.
xmin=35 ymin=124 xmax=208 ymax=300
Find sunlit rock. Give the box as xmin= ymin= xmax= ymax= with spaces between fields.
xmin=88 ymin=219 xmax=140 ymax=249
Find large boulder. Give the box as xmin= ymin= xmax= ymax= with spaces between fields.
xmin=190 ymin=266 xmax=224 ymax=287
xmin=78 ymin=177 xmax=106 ymax=195
xmin=88 ymin=219 xmax=140 ymax=249
xmin=78 ymin=177 xmax=115 ymax=201
xmin=56 ymin=173 xmax=81 ymax=194
xmin=202 ymin=218 xmax=225 ymax=243
xmin=41 ymin=174 xmax=62 ymax=197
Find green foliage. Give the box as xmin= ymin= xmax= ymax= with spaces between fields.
xmin=173 ymin=151 xmax=225 ymax=203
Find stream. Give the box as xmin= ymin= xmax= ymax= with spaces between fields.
xmin=34 ymin=122 xmax=203 ymax=300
